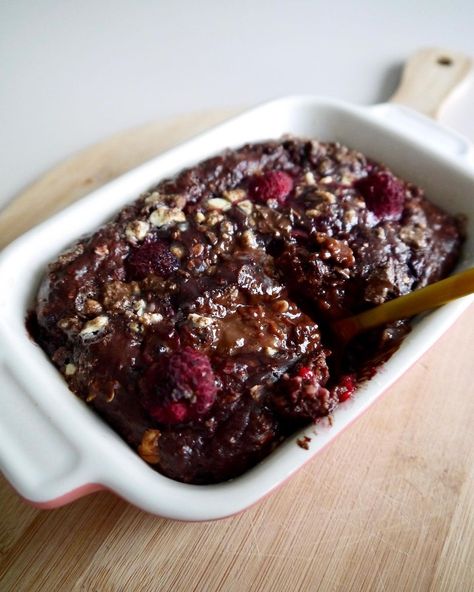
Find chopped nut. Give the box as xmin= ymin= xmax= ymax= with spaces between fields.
xmin=318 ymin=159 xmax=334 ymax=175
xmin=129 ymin=321 xmax=142 ymax=334
xmin=354 ymin=197 xmax=366 ymax=209
xmin=170 ymin=243 xmax=186 ymax=259
xmin=103 ymin=281 xmax=136 ymax=310
xmin=264 ymin=346 xmax=278 ymax=357
xmin=237 ymin=200 xmax=253 ymax=216
xmin=133 ymin=299 xmax=147 ymax=316
xmin=297 ymin=436 xmax=311 ymax=450
xmin=191 ymin=243 xmax=204 ymax=257
xmin=145 ymin=191 xmax=186 ymax=207
xmin=228 ymin=287 xmax=239 ymax=300
xmin=195 ymin=211 xmax=206 ymax=223
xmin=65 ymin=363 xmax=77 ymax=376
xmin=223 ymin=188 xmax=246 ymax=203
xmin=220 ymin=220 xmax=235 ymax=235
xmin=340 ymin=173 xmax=355 ymax=185
xmin=344 ymin=209 xmax=358 ymax=225
xmin=188 ymin=313 xmax=215 ymax=328
xmin=56 ymin=243 xmax=84 ymax=268
xmin=149 ymin=206 xmax=186 ymax=228
xmin=206 ymin=231 xmax=218 ymax=245
xmin=80 ymin=315 xmax=109 ymax=338
xmin=206 ymin=197 xmax=231 ymax=211
xmin=168 ymin=194 xmax=187 ymax=209
xmin=317 ymin=190 xmax=337 ymax=204
xmin=272 ymin=299 xmax=289 ymax=313
xmin=241 ymin=229 xmax=259 ymax=249
xmin=105 ymin=381 xmax=120 ymax=403
xmin=144 ymin=191 xmax=162 ymax=205
xmin=250 ymin=384 xmax=264 ymax=400
xmin=57 ymin=317 xmax=81 ymax=334
xmin=141 ymin=312 xmax=163 ymax=325
xmin=306 ymin=209 xmax=321 ymax=218
xmin=94 ymin=244 xmax=109 ymax=257
xmin=304 ymin=171 xmax=316 ymax=185
xmin=320 ymin=176 xmax=333 ymax=184
xmin=138 ymin=429 xmax=161 ymax=464
xmin=206 ymin=211 xmax=224 ymax=226
xmin=125 ymin=220 xmax=150 ymax=243
xmin=83 ymin=299 xmax=103 ymax=316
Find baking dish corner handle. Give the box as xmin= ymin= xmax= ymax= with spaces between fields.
xmin=0 ymin=353 xmax=96 ymax=506
xmin=368 ymin=47 xmax=474 ymax=164
xmin=369 ymin=102 xmax=474 ymax=164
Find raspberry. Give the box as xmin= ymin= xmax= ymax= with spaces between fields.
xmin=248 ymin=171 xmax=294 ymax=204
xmin=334 ymin=374 xmax=356 ymax=402
xmin=140 ymin=347 xmax=217 ymax=424
xmin=272 ymin=357 xmax=332 ymax=421
xmin=126 ymin=240 xmax=179 ymax=280
xmin=354 ymin=171 xmax=405 ymax=220
xmin=297 ymin=366 xmax=314 ymax=381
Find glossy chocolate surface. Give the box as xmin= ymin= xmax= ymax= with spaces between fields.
xmin=31 ymin=138 xmax=463 ymax=483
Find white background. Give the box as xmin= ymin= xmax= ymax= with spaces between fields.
xmin=2 ymin=0 xmax=474 ymax=209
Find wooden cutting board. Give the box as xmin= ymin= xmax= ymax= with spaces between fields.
xmin=1 ymin=55 xmax=474 ymax=591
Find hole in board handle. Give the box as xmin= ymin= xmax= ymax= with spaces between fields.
xmin=437 ymin=56 xmax=453 ymax=66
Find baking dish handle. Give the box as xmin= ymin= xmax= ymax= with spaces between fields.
xmin=368 ymin=47 xmax=474 ymax=164
xmin=0 ymin=352 xmax=97 ymax=506
xmin=369 ymin=102 xmax=474 ymax=164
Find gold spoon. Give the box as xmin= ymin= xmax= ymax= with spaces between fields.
xmin=332 ymin=267 xmax=474 ymax=344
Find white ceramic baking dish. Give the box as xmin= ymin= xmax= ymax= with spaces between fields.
xmin=1 ymin=74 xmax=474 ymax=521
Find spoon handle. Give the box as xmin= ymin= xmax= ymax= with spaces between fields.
xmin=333 ymin=268 xmax=474 ymax=343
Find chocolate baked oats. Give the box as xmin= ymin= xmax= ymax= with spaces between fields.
xmin=30 ymin=137 xmax=463 ymax=484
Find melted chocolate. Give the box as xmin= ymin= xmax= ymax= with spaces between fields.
xmin=29 ymin=137 xmax=464 ymax=483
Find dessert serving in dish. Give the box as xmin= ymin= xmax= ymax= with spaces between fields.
xmin=30 ymin=136 xmax=463 ymax=485
xmin=1 ymin=95 xmax=473 ymax=519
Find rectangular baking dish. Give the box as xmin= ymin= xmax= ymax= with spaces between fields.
xmin=0 ymin=95 xmax=473 ymax=521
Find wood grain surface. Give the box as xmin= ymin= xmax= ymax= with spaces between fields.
xmin=1 ymin=111 xmax=473 ymax=592
xmin=389 ymin=47 xmax=472 ymax=118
